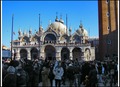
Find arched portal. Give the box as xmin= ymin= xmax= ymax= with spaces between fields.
xmin=45 ymin=45 xmax=56 ymax=60
xmin=61 ymin=47 xmax=70 ymax=60
xmin=72 ymin=47 xmax=82 ymax=60
xmin=85 ymin=48 xmax=91 ymax=61
xmin=20 ymin=49 xmax=27 ymax=59
xmin=31 ymin=48 xmax=38 ymax=60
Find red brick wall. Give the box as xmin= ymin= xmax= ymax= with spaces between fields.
xmin=98 ymin=0 xmax=118 ymax=60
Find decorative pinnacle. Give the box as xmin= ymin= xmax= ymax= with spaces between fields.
xmin=79 ymin=20 xmax=83 ymax=28
xmin=55 ymin=12 xmax=58 ymax=22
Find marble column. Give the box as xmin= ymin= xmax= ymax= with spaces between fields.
xmin=69 ymin=48 xmax=73 ymax=60
xmin=70 ymin=52 xmax=73 ymax=60
xmin=56 ymin=52 xmax=61 ymax=61
xmin=40 ymin=52 xmax=45 ymax=60
xmin=56 ymin=47 xmax=61 ymax=61
xmin=12 ymin=50 xmax=14 ymax=60
xmin=40 ymin=47 xmax=45 ymax=60
xmin=27 ymin=50 xmax=31 ymax=60
xmin=16 ymin=50 xmax=20 ymax=60
xmin=80 ymin=48 xmax=85 ymax=61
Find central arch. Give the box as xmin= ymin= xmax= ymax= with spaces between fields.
xmin=44 ymin=34 xmax=56 ymax=41
xmin=61 ymin=47 xmax=70 ymax=60
xmin=72 ymin=47 xmax=82 ymax=60
xmin=31 ymin=48 xmax=38 ymax=60
xmin=45 ymin=45 xmax=56 ymax=60
xmin=20 ymin=49 xmax=27 ymax=59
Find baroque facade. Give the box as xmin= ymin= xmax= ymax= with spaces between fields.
xmin=12 ymin=16 xmax=95 ymax=61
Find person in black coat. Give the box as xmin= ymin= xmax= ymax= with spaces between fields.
xmin=97 ymin=62 xmax=102 ymax=82
xmin=81 ymin=62 xmax=91 ymax=84
xmin=88 ymin=64 xmax=98 ymax=87
xmin=61 ymin=61 xmax=66 ymax=85
xmin=32 ymin=60 xmax=40 ymax=86
xmin=48 ymin=63 xmax=54 ymax=87
xmin=3 ymin=66 xmax=17 ymax=87
xmin=16 ymin=66 xmax=29 ymax=87
xmin=24 ymin=60 xmax=33 ymax=87
xmin=66 ymin=63 xmax=75 ymax=87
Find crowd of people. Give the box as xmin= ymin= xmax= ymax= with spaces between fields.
xmin=2 ymin=58 xmax=118 ymax=87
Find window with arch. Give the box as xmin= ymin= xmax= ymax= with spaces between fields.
xmin=73 ymin=35 xmax=81 ymax=43
xmin=23 ymin=36 xmax=29 ymax=43
xmin=44 ymin=34 xmax=56 ymax=41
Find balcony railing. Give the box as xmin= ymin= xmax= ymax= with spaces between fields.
xmin=55 ymin=43 xmax=91 ymax=46
xmin=13 ymin=41 xmax=91 ymax=47
xmin=13 ymin=43 xmax=40 ymax=47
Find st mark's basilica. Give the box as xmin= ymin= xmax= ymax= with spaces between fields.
xmin=12 ymin=16 xmax=95 ymax=61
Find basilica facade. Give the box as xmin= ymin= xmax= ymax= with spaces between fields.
xmin=12 ymin=16 xmax=95 ymax=61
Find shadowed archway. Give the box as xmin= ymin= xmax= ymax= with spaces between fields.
xmin=72 ymin=47 xmax=82 ymax=60
xmin=31 ymin=48 xmax=38 ymax=60
xmin=45 ymin=45 xmax=56 ymax=60
xmin=61 ymin=47 xmax=70 ymax=60
xmin=20 ymin=49 xmax=27 ymax=59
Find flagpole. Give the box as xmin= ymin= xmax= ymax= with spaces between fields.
xmin=39 ymin=14 xmax=40 ymax=59
xmin=11 ymin=14 xmax=14 ymax=60
xmin=66 ymin=14 xmax=68 ymax=34
xmin=39 ymin=14 xmax=40 ymax=28
xmin=66 ymin=14 xmax=68 ymax=47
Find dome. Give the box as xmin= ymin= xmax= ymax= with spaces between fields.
xmin=49 ymin=21 xmax=67 ymax=35
xmin=76 ymin=27 xmax=88 ymax=36
xmin=83 ymin=29 xmax=88 ymax=36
